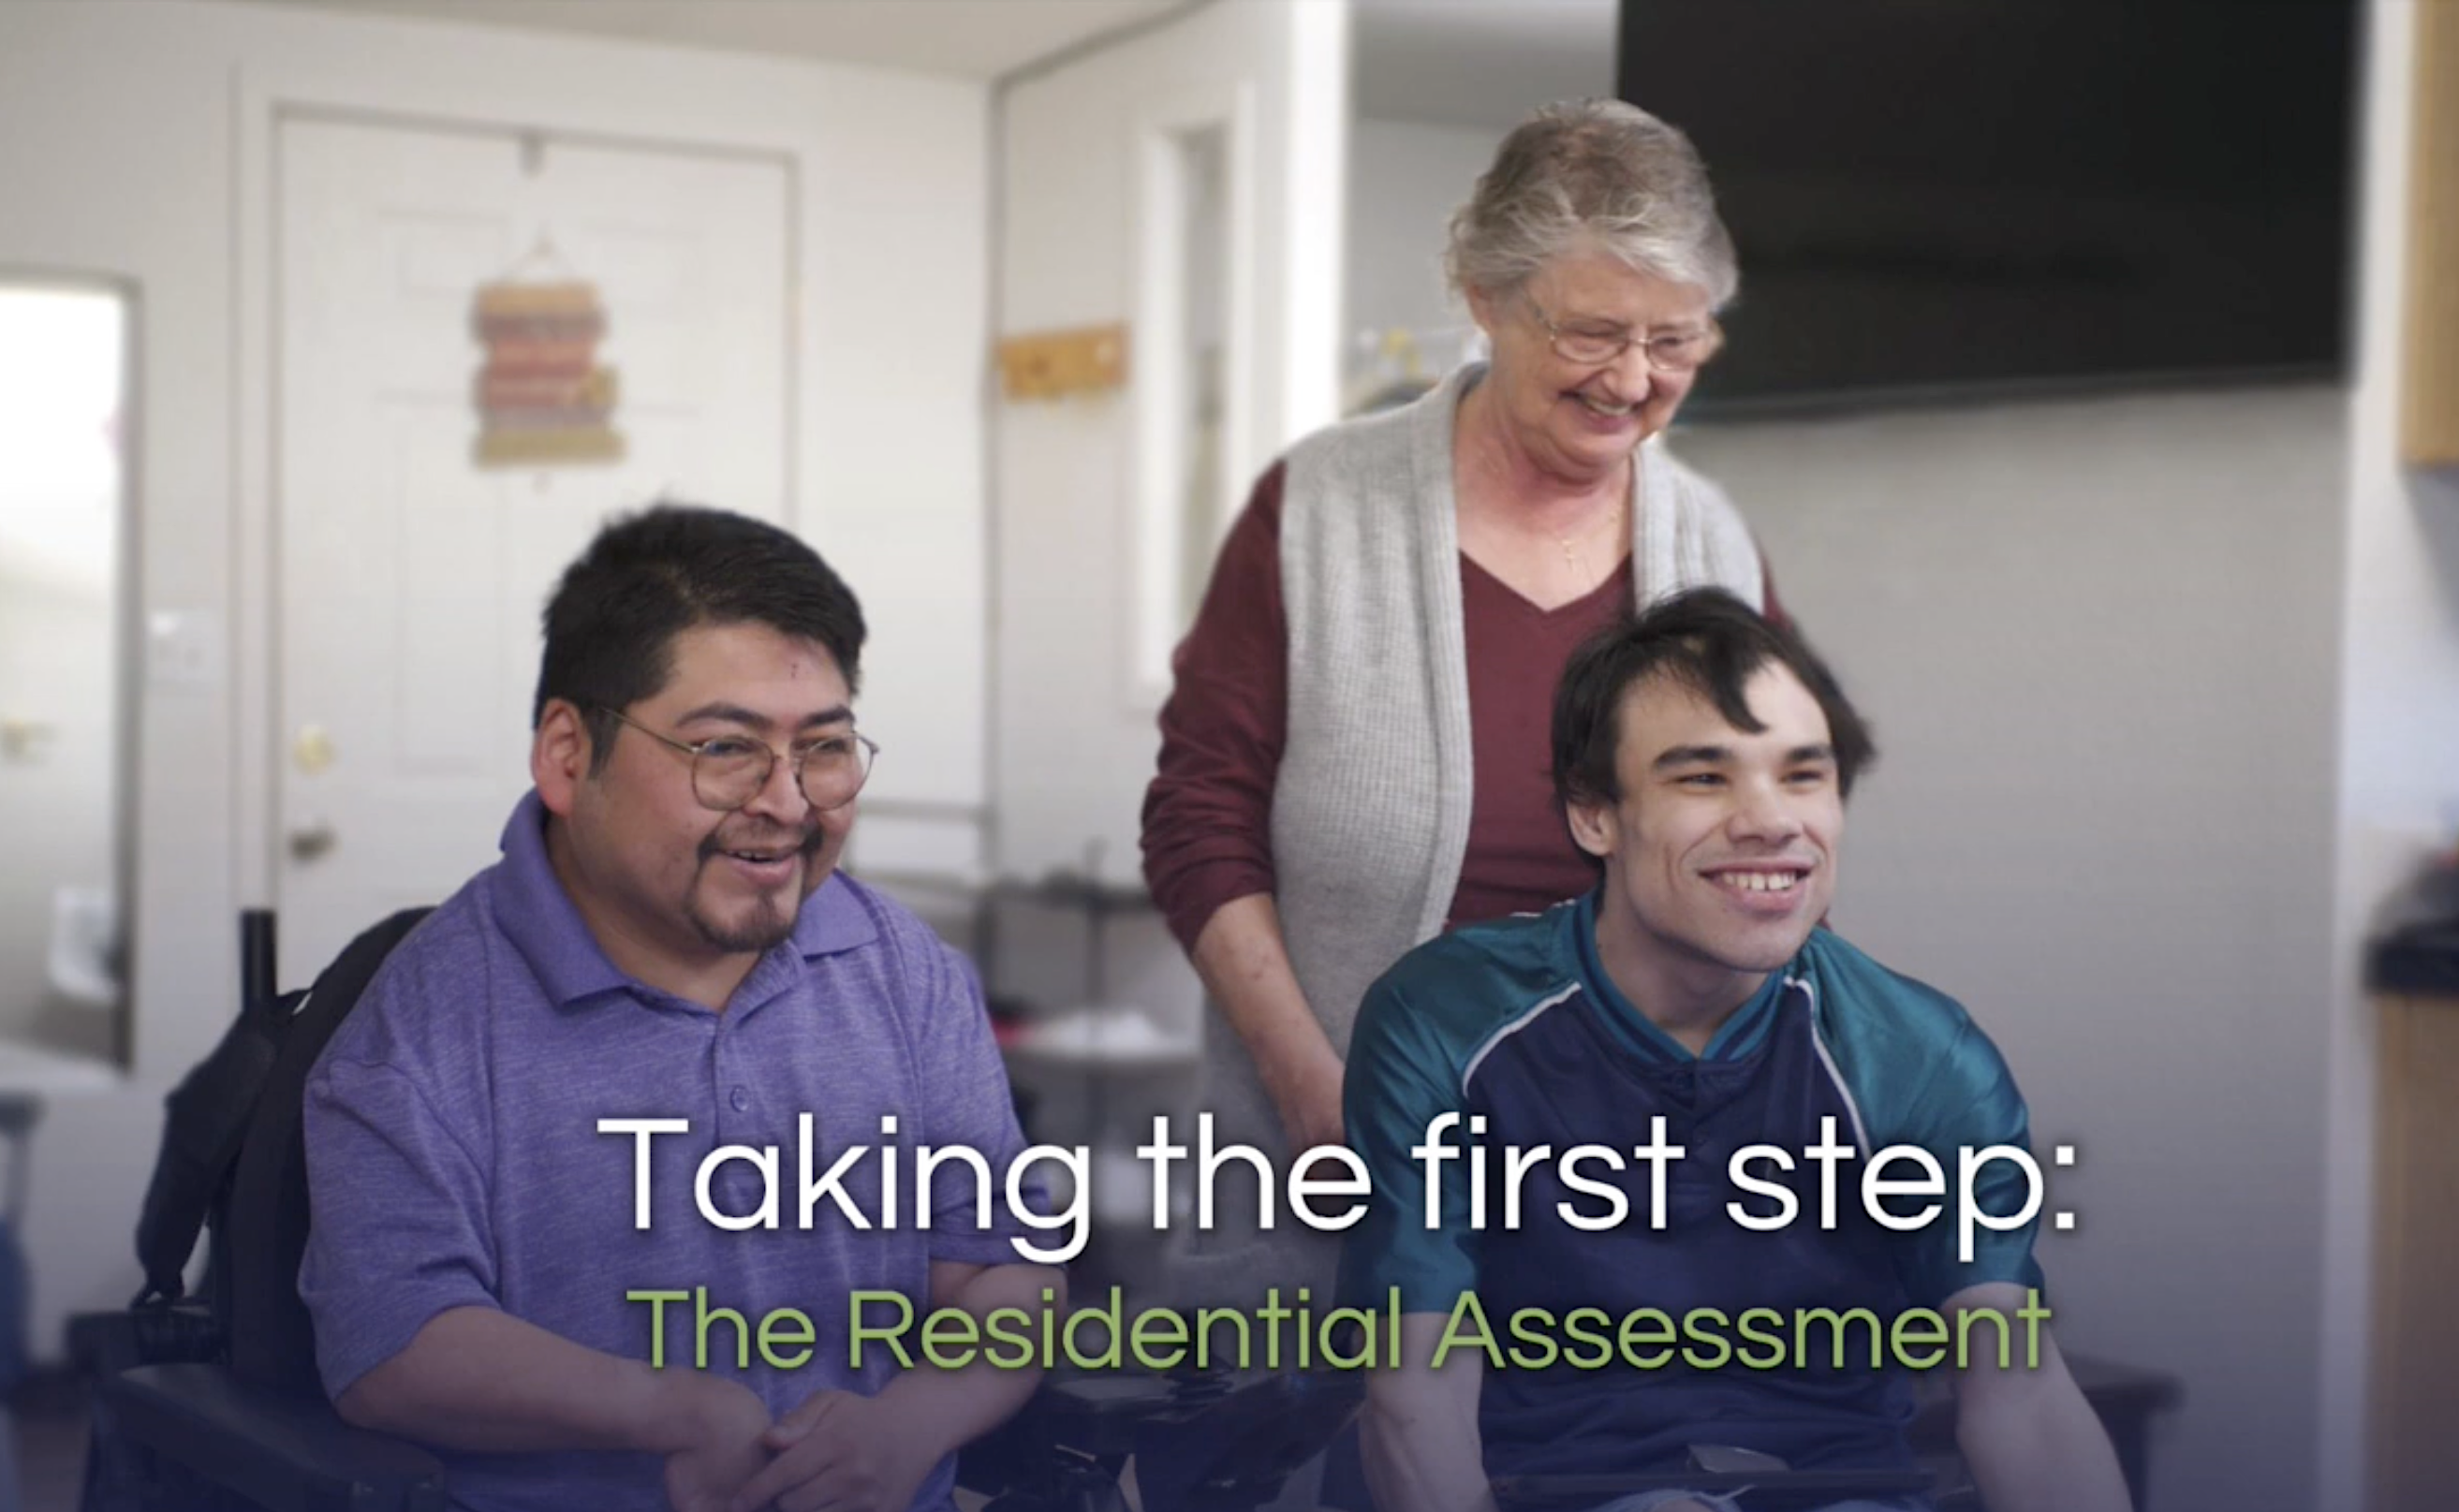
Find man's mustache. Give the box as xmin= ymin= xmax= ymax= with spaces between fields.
xmin=697 ymin=825 xmax=827 ymax=861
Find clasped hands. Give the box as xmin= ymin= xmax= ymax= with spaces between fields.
xmin=665 ymin=1376 xmax=941 ymax=1512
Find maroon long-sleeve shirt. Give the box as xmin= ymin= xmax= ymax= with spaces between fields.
xmin=1140 ymin=463 xmax=1783 ymax=954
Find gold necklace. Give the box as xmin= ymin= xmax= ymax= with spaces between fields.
xmin=1554 ymin=496 xmax=1628 ymax=575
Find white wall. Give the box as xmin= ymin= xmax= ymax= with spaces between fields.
xmin=0 ymin=0 xmax=987 ymax=1359
xmin=1344 ymin=115 xmax=1492 ymax=368
xmin=991 ymin=0 xmax=1347 ymax=1029
xmin=1676 ymin=387 xmax=2344 ymax=1512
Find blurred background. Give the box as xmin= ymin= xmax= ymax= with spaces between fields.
xmin=1 ymin=1 xmax=2454 ymax=1509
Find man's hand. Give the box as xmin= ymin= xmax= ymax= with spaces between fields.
xmin=729 ymin=1390 xmax=939 ymax=1512
xmin=659 ymin=1375 xmax=773 ymax=1512
xmin=728 ymin=1260 xmax=1055 ymax=1510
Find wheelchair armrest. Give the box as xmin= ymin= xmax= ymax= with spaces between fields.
xmin=959 ymin=1369 xmax=1364 ymax=1512
xmin=69 ymin=1301 xmax=224 ymax=1378
xmin=958 ymin=1371 xmax=1175 ymax=1498
xmin=99 ymin=1361 xmax=449 ymax=1512
xmin=1491 ymin=1465 xmax=1936 ymax=1510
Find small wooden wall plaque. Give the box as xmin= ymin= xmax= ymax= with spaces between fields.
xmin=998 ymin=324 xmax=1128 ymax=401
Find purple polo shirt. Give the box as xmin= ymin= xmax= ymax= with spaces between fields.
xmin=301 ymin=791 xmax=1039 ymax=1512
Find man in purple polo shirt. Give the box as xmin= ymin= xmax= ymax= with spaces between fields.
xmin=301 ymin=506 xmax=1061 ymax=1512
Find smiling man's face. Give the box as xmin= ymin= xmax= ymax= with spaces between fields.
xmin=1568 ymin=660 xmax=1843 ymax=1012
xmin=539 ymin=620 xmax=856 ymax=987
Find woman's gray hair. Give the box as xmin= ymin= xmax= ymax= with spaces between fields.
xmin=1447 ymin=98 xmax=1739 ymax=310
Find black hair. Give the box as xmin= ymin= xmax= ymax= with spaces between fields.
xmin=1551 ymin=587 xmax=1875 ymax=810
xmin=534 ymin=504 xmax=866 ymax=774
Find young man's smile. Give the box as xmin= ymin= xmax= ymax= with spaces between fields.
xmin=1570 ymin=659 xmax=1844 ymax=1026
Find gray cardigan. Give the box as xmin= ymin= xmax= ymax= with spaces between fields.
xmin=1176 ymin=362 xmax=1765 ymax=1304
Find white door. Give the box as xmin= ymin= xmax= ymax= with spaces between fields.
xmin=993 ymin=1 xmax=1348 ymax=888
xmin=275 ymin=114 xmax=792 ymax=982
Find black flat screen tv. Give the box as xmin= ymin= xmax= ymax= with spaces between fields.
xmin=1615 ymin=0 xmax=2361 ymax=411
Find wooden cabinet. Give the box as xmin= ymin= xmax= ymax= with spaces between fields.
xmin=2371 ymin=992 xmax=2459 ymax=1512
xmin=2405 ymin=0 xmax=2459 ymax=466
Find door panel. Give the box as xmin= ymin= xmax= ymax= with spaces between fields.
xmin=275 ymin=115 xmax=790 ymax=980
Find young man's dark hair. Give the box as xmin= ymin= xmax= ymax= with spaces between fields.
xmin=533 ymin=504 xmax=867 ymax=773
xmin=1552 ymin=587 xmax=1877 ymax=809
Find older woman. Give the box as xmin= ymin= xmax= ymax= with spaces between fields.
xmin=1141 ymin=98 xmax=1776 ymax=1300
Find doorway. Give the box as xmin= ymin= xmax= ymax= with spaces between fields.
xmin=0 ymin=276 xmax=136 ymax=1068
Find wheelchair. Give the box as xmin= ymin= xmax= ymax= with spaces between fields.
xmin=71 ymin=906 xmax=1971 ymax=1512
xmin=72 ymin=908 xmax=1361 ymax=1512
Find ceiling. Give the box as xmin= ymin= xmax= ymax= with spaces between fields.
xmin=1353 ymin=0 xmax=1617 ymax=130
xmin=216 ymin=0 xmax=1619 ymax=129
xmin=226 ymin=0 xmax=1194 ymax=80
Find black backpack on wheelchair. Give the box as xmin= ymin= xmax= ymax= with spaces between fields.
xmin=74 ymin=908 xmax=1362 ymax=1512
xmin=77 ymin=906 xmax=445 ymax=1512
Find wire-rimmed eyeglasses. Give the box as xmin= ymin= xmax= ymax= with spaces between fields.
xmin=595 ymin=705 xmax=878 ymax=813
xmin=1523 ymin=290 xmax=1724 ymax=373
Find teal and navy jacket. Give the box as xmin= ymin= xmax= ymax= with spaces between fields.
xmin=1339 ymin=891 xmax=2045 ymax=1481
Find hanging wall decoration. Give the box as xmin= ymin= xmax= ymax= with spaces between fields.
xmin=471 ymin=250 xmax=624 ymax=467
